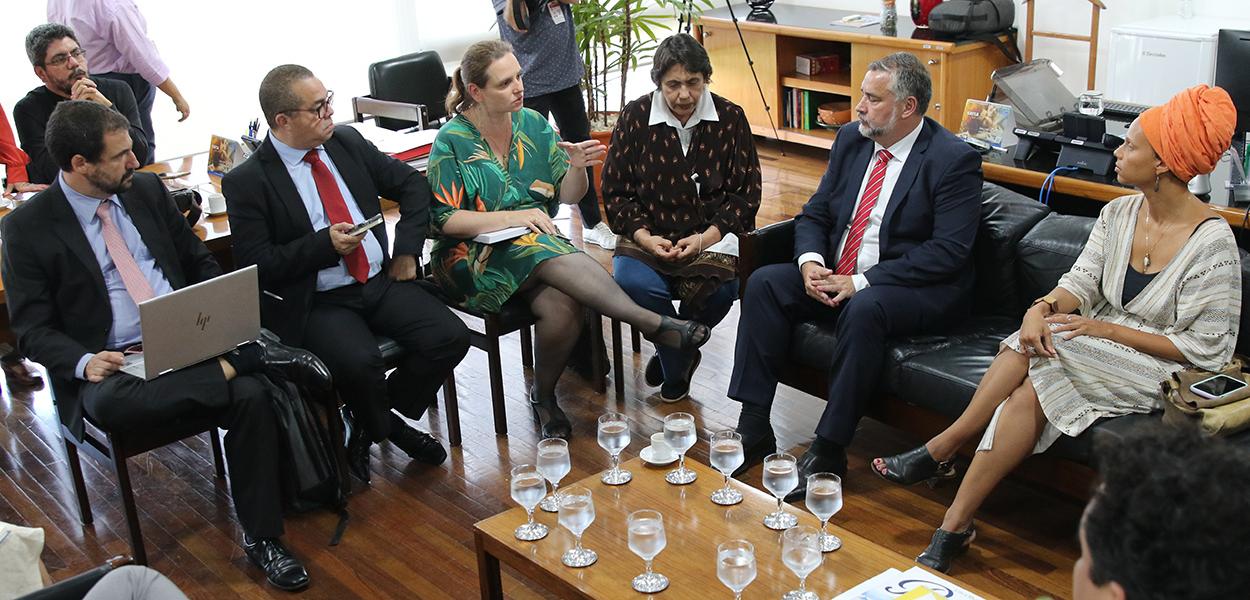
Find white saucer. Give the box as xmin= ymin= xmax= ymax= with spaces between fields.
xmin=639 ymin=446 xmax=677 ymax=466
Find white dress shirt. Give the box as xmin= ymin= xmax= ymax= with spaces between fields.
xmin=798 ymin=119 xmax=925 ymax=291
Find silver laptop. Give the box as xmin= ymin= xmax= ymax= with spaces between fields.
xmin=120 ymin=265 xmax=261 ymax=380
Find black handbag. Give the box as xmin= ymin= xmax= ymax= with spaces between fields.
xmin=929 ymin=0 xmax=1014 ymax=36
xmin=168 ymin=188 xmax=202 ymax=227
xmin=262 ymin=372 xmax=350 ymax=544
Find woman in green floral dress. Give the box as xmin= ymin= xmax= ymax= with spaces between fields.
xmin=428 ymin=40 xmax=709 ymax=439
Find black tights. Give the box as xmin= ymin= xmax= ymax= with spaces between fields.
xmin=523 ymin=253 xmax=684 ymax=398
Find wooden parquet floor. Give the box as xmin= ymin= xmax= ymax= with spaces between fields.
xmin=0 ymin=140 xmax=1082 ymax=599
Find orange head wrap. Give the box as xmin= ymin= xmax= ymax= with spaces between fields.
xmin=1138 ymin=84 xmax=1238 ymax=182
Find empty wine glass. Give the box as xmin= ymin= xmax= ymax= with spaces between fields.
xmin=762 ymin=452 xmax=799 ymax=530
xmin=781 ymin=525 xmax=822 ymax=600
xmin=597 ymin=412 xmax=632 ymax=485
xmin=805 ymin=472 xmax=843 ymax=552
xmin=627 ymin=509 xmax=669 ymax=593
xmin=558 ymin=486 xmax=597 ymax=568
xmin=509 ymin=464 xmax=549 ymax=541
xmin=536 ymin=438 xmax=571 ymax=513
xmin=716 ymin=539 xmax=756 ymax=600
xmin=663 ymin=412 xmax=697 ymax=485
xmin=709 ymin=430 xmax=745 ymax=505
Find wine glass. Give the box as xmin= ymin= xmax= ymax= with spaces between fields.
xmin=663 ymin=412 xmax=697 ymax=485
xmin=709 ymin=430 xmax=745 ymax=505
xmin=536 ymin=438 xmax=571 ymax=513
xmin=805 ymin=472 xmax=843 ymax=552
xmin=558 ymin=486 xmax=597 ymax=568
xmin=716 ymin=539 xmax=756 ymax=600
xmin=761 ymin=452 xmax=799 ymax=530
xmin=627 ymin=509 xmax=669 ymax=593
xmin=781 ymin=525 xmax=822 ymax=600
xmin=597 ymin=412 xmax=632 ymax=485
xmin=509 ymin=464 xmax=549 ymax=541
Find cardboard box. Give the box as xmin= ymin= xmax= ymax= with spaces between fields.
xmin=796 ymin=53 xmax=841 ymax=76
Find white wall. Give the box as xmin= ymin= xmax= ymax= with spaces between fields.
xmin=0 ymin=0 xmax=499 ymax=162
xmin=776 ymin=0 xmax=1245 ymax=95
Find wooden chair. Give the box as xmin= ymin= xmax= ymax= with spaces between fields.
xmin=444 ymin=300 xmax=606 ymax=435
xmin=608 ymin=319 xmax=642 ymax=399
xmin=376 ymin=335 xmax=461 ymax=446
xmin=57 ymin=402 xmax=226 ymax=566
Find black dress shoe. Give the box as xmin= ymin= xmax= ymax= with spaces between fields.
xmin=916 ymin=524 xmax=976 ymax=573
xmin=389 ymin=416 xmax=447 ymax=465
xmin=256 ymin=330 xmax=333 ymax=393
xmin=732 ymin=429 xmax=777 ymax=478
xmin=244 ymin=536 xmax=310 ymax=591
xmin=342 ymin=408 xmax=371 ymax=483
xmin=529 ymin=386 xmax=571 ymax=439
xmin=784 ymin=446 xmax=848 ymax=502
xmin=644 ymin=354 xmax=663 ymax=387
xmin=873 ymin=445 xmax=957 ymax=486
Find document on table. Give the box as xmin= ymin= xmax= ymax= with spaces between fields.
xmin=833 ymin=566 xmax=984 ymax=600
xmin=836 ymin=14 xmax=881 ymax=27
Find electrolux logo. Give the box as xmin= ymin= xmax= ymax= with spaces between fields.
xmin=1142 ymin=51 xmax=1167 ymax=58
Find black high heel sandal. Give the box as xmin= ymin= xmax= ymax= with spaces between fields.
xmin=916 ymin=523 xmax=976 ymax=573
xmin=647 ymin=316 xmax=710 ymax=351
xmin=529 ymin=386 xmax=571 ymax=439
xmin=872 ymin=445 xmax=957 ymax=487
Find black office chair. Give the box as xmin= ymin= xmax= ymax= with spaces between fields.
xmin=366 ymin=51 xmax=451 ymax=131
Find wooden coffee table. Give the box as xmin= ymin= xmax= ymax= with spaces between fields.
xmin=474 ymin=457 xmax=989 ymax=599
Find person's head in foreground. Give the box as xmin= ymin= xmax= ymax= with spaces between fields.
xmin=258 ymin=64 xmax=335 ymax=150
xmin=1114 ymin=84 xmax=1236 ymax=192
xmin=1075 ymin=423 xmax=1250 ymax=600
xmin=445 ymin=39 xmax=520 ymax=117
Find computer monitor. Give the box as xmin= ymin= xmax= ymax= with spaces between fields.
xmin=1215 ymin=29 xmax=1250 ymax=140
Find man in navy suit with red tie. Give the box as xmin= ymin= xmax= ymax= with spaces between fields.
xmin=728 ymin=53 xmax=983 ymax=499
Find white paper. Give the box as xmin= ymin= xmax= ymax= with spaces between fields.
xmin=836 ymin=14 xmax=881 ymax=27
xmin=831 ymin=567 xmax=985 ymax=600
xmin=345 ymin=122 xmax=439 ymax=156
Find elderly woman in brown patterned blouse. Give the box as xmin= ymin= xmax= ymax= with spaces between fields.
xmin=602 ymin=33 xmax=762 ymax=402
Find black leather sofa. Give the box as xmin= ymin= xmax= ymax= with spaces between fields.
xmin=738 ymin=182 xmax=1250 ymax=475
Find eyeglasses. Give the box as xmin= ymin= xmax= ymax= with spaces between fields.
xmin=44 ymin=47 xmax=87 ymax=68
xmin=283 ymin=91 xmax=334 ymax=119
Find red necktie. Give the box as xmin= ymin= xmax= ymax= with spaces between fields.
xmin=303 ymin=150 xmax=368 ymax=284
xmin=95 ymin=201 xmax=156 ymax=303
xmin=835 ymin=149 xmax=893 ymax=276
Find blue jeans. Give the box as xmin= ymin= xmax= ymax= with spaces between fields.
xmin=613 ymin=256 xmax=737 ymax=381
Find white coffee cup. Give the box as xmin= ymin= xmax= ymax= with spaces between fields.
xmin=649 ymin=432 xmax=675 ymax=462
xmin=204 ymin=190 xmax=227 ymax=215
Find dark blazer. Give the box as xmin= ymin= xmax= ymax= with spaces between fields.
xmin=12 ymin=80 xmax=151 ymax=184
xmin=0 ymin=173 xmax=221 ymax=439
xmin=793 ymin=117 xmax=982 ymax=296
xmin=221 ymin=126 xmax=432 ymax=345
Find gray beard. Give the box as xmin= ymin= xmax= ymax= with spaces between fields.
xmin=858 ymin=108 xmax=900 ymax=140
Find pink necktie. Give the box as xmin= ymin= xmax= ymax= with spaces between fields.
xmin=95 ymin=201 xmax=155 ymax=304
xmin=835 ymin=149 xmax=894 ymax=276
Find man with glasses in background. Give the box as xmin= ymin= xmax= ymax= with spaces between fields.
xmin=13 ymin=23 xmax=150 ymax=184
xmin=223 ymin=65 xmax=469 ymax=484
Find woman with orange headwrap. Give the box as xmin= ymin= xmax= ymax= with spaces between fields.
xmin=871 ymin=85 xmax=1242 ymax=572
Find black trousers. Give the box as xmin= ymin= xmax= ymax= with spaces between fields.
xmin=304 ymin=276 xmax=470 ymax=442
xmin=727 ymin=263 xmax=957 ymax=446
xmin=95 ymin=72 xmax=156 ymax=163
xmin=81 ymin=361 xmax=285 ymax=538
xmin=524 ymin=84 xmax=602 ymax=227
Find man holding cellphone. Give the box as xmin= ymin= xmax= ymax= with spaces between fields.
xmin=224 ymin=65 xmax=469 ymax=482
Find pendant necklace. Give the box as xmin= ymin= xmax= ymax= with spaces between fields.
xmin=1141 ymin=207 xmax=1177 ymax=270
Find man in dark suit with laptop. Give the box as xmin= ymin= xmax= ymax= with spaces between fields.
xmin=223 ymin=64 xmax=469 ymax=482
xmin=728 ymin=53 xmax=984 ymax=498
xmin=0 ymin=100 xmax=326 ymax=591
